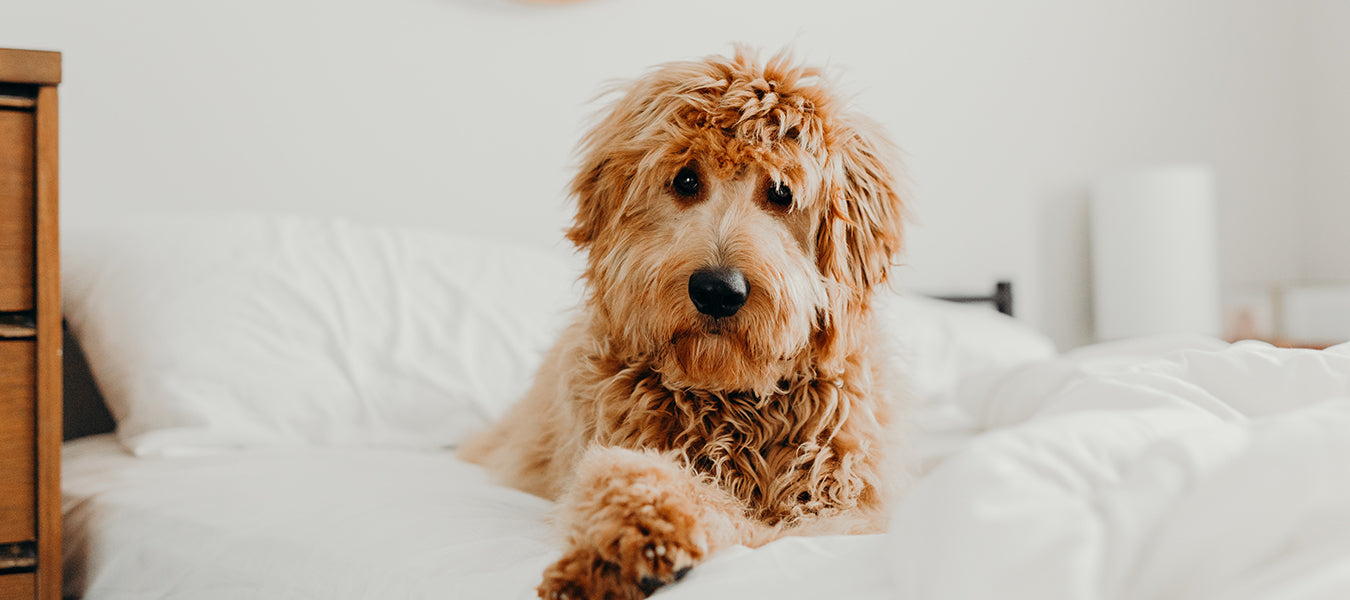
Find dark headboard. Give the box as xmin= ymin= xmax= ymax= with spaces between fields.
xmin=934 ymin=280 xmax=1014 ymax=317
xmin=62 ymin=324 xmax=115 ymax=441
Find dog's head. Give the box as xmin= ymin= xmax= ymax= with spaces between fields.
xmin=569 ymin=49 xmax=905 ymax=394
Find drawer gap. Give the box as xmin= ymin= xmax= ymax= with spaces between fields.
xmin=0 ymin=83 xmax=36 ymax=110
xmin=0 ymin=541 xmax=36 ymax=575
xmin=0 ymin=311 xmax=35 ymax=339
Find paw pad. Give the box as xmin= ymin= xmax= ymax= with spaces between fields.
xmin=637 ymin=576 xmax=665 ymax=595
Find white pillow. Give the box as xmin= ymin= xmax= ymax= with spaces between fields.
xmin=875 ymin=292 xmax=1058 ymax=402
xmin=63 ymin=214 xmax=582 ymax=456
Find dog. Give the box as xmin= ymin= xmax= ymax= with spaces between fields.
xmin=460 ymin=47 xmax=910 ymax=600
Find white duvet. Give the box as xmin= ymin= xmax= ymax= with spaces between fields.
xmin=62 ymin=437 xmax=892 ymax=600
xmin=63 ymin=337 xmax=1350 ymax=599
xmin=894 ymin=336 xmax=1350 ymax=600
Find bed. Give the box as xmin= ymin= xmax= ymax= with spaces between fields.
xmin=58 ymin=215 xmax=1350 ymax=599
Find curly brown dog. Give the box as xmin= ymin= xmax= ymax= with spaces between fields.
xmin=460 ymin=48 xmax=911 ymax=600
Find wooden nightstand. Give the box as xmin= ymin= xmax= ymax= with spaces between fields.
xmin=1263 ymin=338 xmax=1339 ymax=351
xmin=0 ymin=48 xmax=61 ymax=600
xmin=1229 ymin=337 xmax=1340 ymax=351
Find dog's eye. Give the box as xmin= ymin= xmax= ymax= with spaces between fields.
xmin=766 ymin=182 xmax=793 ymax=209
xmin=671 ymin=167 xmax=701 ymax=198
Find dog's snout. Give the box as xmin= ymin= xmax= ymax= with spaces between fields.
xmin=688 ymin=267 xmax=748 ymax=318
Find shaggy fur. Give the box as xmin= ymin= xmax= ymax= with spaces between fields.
xmin=460 ymin=48 xmax=910 ymax=600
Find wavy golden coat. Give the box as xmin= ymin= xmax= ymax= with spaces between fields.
xmin=460 ymin=48 xmax=910 ymax=600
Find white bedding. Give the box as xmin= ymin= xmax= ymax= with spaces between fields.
xmin=893 ymin=337 xmax=1350 ymax=599
xmin=64 ymin=337 xmax=1350 ymax=599
xmin=61 ymin=436 xmax=892 ymax=600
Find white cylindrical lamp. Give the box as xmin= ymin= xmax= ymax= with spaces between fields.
xmin=1090 ymin=165 xmax=1221 ymax=341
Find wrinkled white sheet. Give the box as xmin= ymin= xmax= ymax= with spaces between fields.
xmin=64 ymin=337 xmax=1350 ymax=599
xmin=892 ymin=337 xmax=1350 ymax=600
xmin=62 ymin=437 xmax=891 ymax=600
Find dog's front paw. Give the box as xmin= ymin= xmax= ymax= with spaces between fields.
xmin=602 ymin=504 xmax=702 ymax=595
xmin=539 ymin=506 xmax=704 ymax=599
xmin=540 ymin=447 xmax=726 ymax=598
xmin=543 ymin=453 xmax=717 ymax=597
xmin=635 ymin=540 xmax=695 ymax=593
xmin=538 ymin=547 xmax=632 ymax=600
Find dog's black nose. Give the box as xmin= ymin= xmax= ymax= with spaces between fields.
xmin=688 ymin=267 xmax=748 ymax=318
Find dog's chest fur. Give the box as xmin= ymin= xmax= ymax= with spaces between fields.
xmin=585 ymin=363 xmax=881 ymax=526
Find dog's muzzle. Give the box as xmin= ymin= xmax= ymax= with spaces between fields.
xmin=688 ymin=267 xmax=748 ymax=319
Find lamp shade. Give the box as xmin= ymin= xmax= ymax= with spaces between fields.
xmin=1090 ymin=165 xmax=1221 ymax=341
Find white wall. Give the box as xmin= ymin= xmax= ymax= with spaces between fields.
xmin=1302 ymin=0 xmax=1350 ymax=283
xmin=0 ymin=0 xmax=1330 ymax=348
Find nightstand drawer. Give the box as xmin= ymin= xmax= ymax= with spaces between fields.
xmin=0 ymin=108 xmax=35 ymax=312
xmin=0 ymin=573 xmax=34 ymax=598
xmin=0 ymin=48 xmax=59 ymax=600
xmin=0 ymin=341 xmax=35 ymax=544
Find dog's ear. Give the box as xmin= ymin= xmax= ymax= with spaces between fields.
xmin=566 ymin=91 xmax=645 ymax=249
xmin=567 ymin=155 xmax=614 ymax=248
xmin=816 ymin=118 xmax=906 ymax=292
